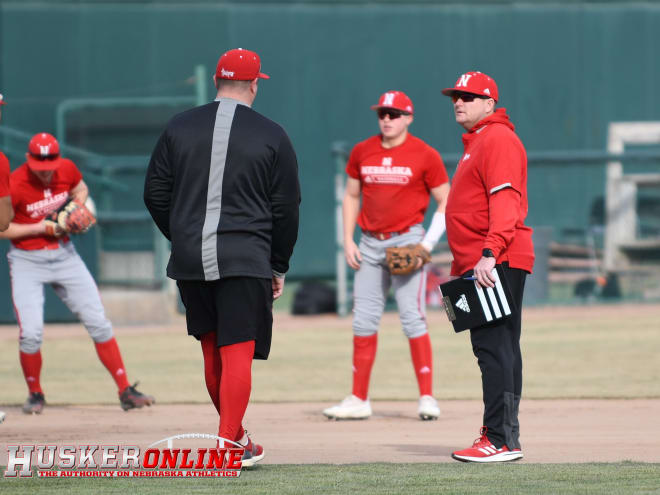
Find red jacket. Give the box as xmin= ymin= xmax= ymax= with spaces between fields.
xmin=445 ymin=108 xmax=534 ymax=276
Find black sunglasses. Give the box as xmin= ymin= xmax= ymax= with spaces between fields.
xmin=451 ymin=92 xmax=491 ymax=103
xmin=29 ymin=154 xmax=59 ymax=161
xmin=377 ymin=109 xmax=409 ymax=120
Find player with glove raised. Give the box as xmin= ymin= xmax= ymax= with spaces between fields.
xmin=0 ymin=133 xmax=154 ymax=415
xmin=323 ymin=91 xmax=450 ymax=421
xmin=46 ymin=197 xmax=96 ymax=236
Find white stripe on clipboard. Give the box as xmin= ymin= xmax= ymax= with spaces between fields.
xmin=475 ymin=283 xmax=493 ymax=322
xmin=491 ymin=268 xmax=511 ymax=315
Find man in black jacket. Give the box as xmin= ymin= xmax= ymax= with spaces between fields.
xmin=144 ymin=48 xmax=300 ymax=467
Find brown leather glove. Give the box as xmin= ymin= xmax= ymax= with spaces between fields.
xmin=385 ymin=244 xmax=431 ymax=275
xmin=52 ymin=199 xmax=97 ymax=234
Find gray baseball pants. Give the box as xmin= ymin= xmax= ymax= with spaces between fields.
xmin=8 ymin=242 xmax=113 ymax=353
xmin=353 ymin=224 xmax=427 ymax=338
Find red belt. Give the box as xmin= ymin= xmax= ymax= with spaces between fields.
xmin=363 ymin=226 xmax=411 ymax=241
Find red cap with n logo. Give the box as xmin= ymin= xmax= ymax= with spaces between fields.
xmin=442 ymin=71 xmax=498 ymax=102
xmin=370 ymin=90 xmax=414 ymax=114
xmin=26 ymin=132 xmax=64 ymax=171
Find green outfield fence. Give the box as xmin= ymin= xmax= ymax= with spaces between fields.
xmin=1 ymin=122 xmax=658 ymax=322
xmin=1 ymin=0 xmax=660 ymax=321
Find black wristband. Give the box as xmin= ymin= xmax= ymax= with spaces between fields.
xmin=482 ymin=248 xmax=495 ymax=258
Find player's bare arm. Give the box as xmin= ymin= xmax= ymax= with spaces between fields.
xmin=419 ymin=182 xmax=450 ymax=256
xmin=0 ymin=196 xmax=13 ymax=231
xmin=430 ymin=182 xmax=450 ymax=214
xmin=69 ymin=179 xmax=89 ymax=203
xmin=0 ymin=220 xmax=50 ymax=240
xmin=342 ymin=177 xmax=362 ymax=270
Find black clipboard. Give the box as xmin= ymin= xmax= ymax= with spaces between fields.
xmin=439 ymin=265 xmax=516 ymax=332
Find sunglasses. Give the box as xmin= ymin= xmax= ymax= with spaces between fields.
xmin=30 ymin=154 xmax=59 ymax=161
xmin=377 ymin=109 xmax=409 ymax=120
xmin=451 ymin=92 xmax=491 ymax=103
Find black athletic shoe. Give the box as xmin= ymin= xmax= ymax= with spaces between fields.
xmin=119 ymin=382 xmax=155 ymax=411
xmin=23 ymin=392 xmax=45 ymax=414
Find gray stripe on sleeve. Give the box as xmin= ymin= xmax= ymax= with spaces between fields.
xmin=201 ymin=100 xmax=238 ymax=280
xmin=490 ymin=182 xmax=512 ymax=194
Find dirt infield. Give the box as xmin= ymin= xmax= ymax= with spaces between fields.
xmin=2 ymin=398 xmax=659 ymax=465
xmin=2 ymin=303 xmax=659 ymax=466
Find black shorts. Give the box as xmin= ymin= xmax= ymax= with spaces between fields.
xmin=176 ymin=277 xmax=273 ymax=360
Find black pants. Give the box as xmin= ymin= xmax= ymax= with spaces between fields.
xmin=469 ymin=263 xmax=526 ymax=449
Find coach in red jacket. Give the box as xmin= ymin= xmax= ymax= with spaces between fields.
xmin=442 ymin=72 xmax=534 ymax=463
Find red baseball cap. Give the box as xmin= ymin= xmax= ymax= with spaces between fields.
xmin=442 ymin=71 xmax=498 ymax=102
xmin=26 ymin=133 xmax=63 ymax=171
xmin=371 ymin=90 xmax=414 ymax=114
xmin=215 ymin=48 xmax=269 ymax=81
xmin=0 ymin=93 xmax=6 ymax=105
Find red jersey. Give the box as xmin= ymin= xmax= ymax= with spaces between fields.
xmin=0 ymin=152 xmax=10 ymax=197
xmin=445 ymin=109 xmax=534 ymax=276
xmin=346 ymin=134 xmax=449 ymax=233
xmin=10 ymin=159 xmax=82 ymax=250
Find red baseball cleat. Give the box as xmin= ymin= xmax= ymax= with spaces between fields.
xmin=452 ymin=427 xmax=523 ymax=463
xmin=239 ymin=433 xmax=264 ymax=467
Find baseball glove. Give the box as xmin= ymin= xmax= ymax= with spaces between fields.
xmin=385 ymin=244 xmax=432 ymax=276
xmin=51 ymin=198 xmax=97 ymax=234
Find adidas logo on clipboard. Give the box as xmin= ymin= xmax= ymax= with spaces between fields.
xmin=455 ymin=294 xmax=470 ymax=313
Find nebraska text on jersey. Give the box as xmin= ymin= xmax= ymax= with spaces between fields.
xmin=361 ymin=165 xmax=413 ymax=185
xmin=25 ymin=191 xmax=68 ymax=218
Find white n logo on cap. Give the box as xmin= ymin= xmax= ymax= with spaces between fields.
xmin=39 ymin=145 xmax=50 ymax=156
xmin=457 ymin=74 xmax=472 ymax=87
xmin=383 ymin=92 xmax=395 ymax=106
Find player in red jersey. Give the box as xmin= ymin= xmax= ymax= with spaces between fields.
xmin=323 ymin=91 xmax=450 ymax=421
xmin=442 ymin=71 xmax=534 ymax=463
xmin=0 ymin=93 xmax=13 ymax=232
xmin=0 ymin=132 xmax=155 ymax=414
xmin=0 ymin=93 xmax=12 ymax=425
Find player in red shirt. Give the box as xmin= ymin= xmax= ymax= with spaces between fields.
xmin=442 ymin=72 xmax=534 ymax=462
xmin=0 ymin=133 xmax=155 ymax=415
xmin=0 ymin=93 xmax=12 ymax=425
xmin=0 ymin=94 xmax=13 ymax=233
xmin=323 ymin=91 xmax=450 ymax=421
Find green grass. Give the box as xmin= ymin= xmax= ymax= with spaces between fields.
xmin=1 ymin=305 xmax=660 ymax=406
xmin=1 ymin=463 xmax=659 ymax=494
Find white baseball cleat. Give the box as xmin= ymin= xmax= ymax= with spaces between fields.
xmin=323 ymin=395 xmax=372 ymax=420
xmin=418 ymin=395 xmax=440 ymax=420
xmin=0 ymin=411 xmax=5 ymax=424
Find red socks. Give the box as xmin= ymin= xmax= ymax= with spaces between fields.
xmin=408 ymin=333 xmax=433 ymax=396
xmin=201 ymin=332 xmax=222 ymax=414
xmin=22 ymin=338 xmax=131 ymax=396
xmin=201 ymin=334 xmax=251 ymax=444
xmin=350 ymin=333 xmax=433 ymax=399
xmin=94 ymin=337 xmax=131 ymax=393
xmin=19 ymin=350 xmax=43 ymax=394
xmin=351 ymin=334 xmax=378 ymax=400
xmin=218 ymin=340 xmax=255 ymax=443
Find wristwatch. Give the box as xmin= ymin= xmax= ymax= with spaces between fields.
xmin=482 ymin=248 xmax=495 ymax=258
